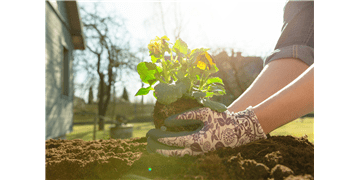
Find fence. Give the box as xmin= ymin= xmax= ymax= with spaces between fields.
xmin=73 ymin=103 xmax=154 ymax=140
xmin=90 ymin=114 xmax=116 ymax=140
xmin=73 ymin=103 xmax=154 ymax=125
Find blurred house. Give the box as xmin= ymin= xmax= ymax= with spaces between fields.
xmin=212 ymin=51 xmax=263 ymax=106
xmin=45 ymin=0 xmax=86 ymax=140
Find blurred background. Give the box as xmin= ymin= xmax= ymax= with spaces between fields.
xmin=45 ymin=0 xmax=313 ymax=143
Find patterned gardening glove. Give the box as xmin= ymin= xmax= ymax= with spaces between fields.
xmin=146 ymin=106 xmax=267 ymax=157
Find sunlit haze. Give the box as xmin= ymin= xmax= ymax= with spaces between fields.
xmin=76 ymin=0 xmax=286 ymax=103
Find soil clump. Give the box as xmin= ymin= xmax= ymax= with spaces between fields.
xmin=46 ymin=135 xmax=313 ymax=180
xmin=153 ymin=97 xmax=203 ymax=131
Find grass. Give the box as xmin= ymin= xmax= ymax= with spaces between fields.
xmin=66 ymin=122 xmax=155 ymax=141
xmin=73 ymin=103 xmax=154 ymax=123
xmin=67 ymin=117 xmax=314 ymax=143
xmin=270 ymin=117 xmax=314 ymax=143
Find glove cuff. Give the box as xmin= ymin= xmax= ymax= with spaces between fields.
xmin=244 ymin=106 xmax=267 ymax=140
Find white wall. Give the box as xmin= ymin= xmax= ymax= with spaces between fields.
xmin=45 ymin=1 xmax=74 ymax=140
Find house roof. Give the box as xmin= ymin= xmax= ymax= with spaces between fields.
xmin=64 ymin=1 xmax=86 ymax=50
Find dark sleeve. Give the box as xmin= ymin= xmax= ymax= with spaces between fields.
xmin=264 ymin=1 xmax=314 ymax=66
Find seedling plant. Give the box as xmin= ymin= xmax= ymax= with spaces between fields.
xmin=135 ymin=36 xmax=227 ymax=112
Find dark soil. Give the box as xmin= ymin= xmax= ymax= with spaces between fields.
xmin=45 ymin=137 xmax=147 ymax=180
xmin=153 ymin=97 xmax=203 ymax=131
xmin=46 ymin=135 xmax=314 ymax=180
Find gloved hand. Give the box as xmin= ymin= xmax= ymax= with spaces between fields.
xmin=146 ymin=106 xmax=267 ymax=157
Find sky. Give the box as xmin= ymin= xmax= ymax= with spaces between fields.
xmin=75 ymin=0 xmax=287 ymax=103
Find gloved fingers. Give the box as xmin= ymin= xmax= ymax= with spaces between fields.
xmin=155 ymin=148 xmax=204 ymax=157
xmin=164 ymin=107 xmax=211 ymax=126
xmin=146 ymin=128 xmax=197 ymax=144
xmin=146 ymin=136 xmax=185 ymax=154
xmin=164 ymin=118 xmax=203 ymax=129
xmin=155 ymin=132 xmax=198 ymax=148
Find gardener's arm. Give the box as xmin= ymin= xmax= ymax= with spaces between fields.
xmin=228 ymin=1 xmax=314 ymax=113
xmin=252 ymin=64 xmax=314 ymax=134
xmin=227 ymin=58 xmax=310 ymax=113
xmin=145 ymin=64 xmax=313 ymax=156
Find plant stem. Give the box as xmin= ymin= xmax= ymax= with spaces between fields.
xmin=199 ymin=72 xmax=211 ymax=90
xmin=158 ymin=78 xmax=166 ymax=84
xmin=188 ymin=81 xmax=193 ymax=94
xmin=187 ymin=67 xmax=193 ymax=93
xmin=170 ymin=50 xmax=174 ymax=62
xmin=171 ymin=71 xmax=177 ymax=82
xmin=199 ymin=73 xmax=204 ymax=90
xmin=203 ymin=73 xmax=210 ymax=88
xmin=161 ymin=59 xmax=169 ymax=83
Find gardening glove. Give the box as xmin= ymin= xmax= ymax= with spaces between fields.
xmin=146 ymin=106 xmax=267 ymax=157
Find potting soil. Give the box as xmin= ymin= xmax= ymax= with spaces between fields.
xmin=46 ymin=135 xmax=313 ymax=180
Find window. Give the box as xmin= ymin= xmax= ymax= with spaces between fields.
xmin=62 ymin=47 xmax=69 ymax=96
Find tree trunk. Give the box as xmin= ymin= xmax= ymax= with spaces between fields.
xmin=98 ymin=111 xmax=105 ymax=131
xmin=80 ymin=9 xmax=141 ymax=131
xmin=97 ymin=47 xmax=115 ymax=131
xmin=98 ymin=73 xmax=105 ymax=131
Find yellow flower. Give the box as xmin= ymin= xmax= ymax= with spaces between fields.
xmin=160 ymin=35 xmax=169 ymax=42
xmin=148 ymin=38 xmax=161 ymax=56
xmin=196 ymin=52 xmax=215 ymax=70
xmin=197 ymin=61 xmax=207 ymax=70
xmin=148 ymin=36 xmax=170 ymax=57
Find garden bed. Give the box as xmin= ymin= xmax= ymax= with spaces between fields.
xmin=46 ymin=134 xmax=313 ymax=180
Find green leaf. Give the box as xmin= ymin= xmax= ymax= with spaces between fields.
xmin=156 ymin=65 xmax=163 ymax=73
xmin=205 ymin=92 xmax=214 ymax=98
xmin=145 ymin=62 xmax=157 ymax=70
xmin=137 ymin=62 xmax=157 ymax=85
xmin=185 ymin=93 xmax=195 ymax=100
xmin=176 ymin=77 xmax=191 ymax=94
xmin=208 ymin=64 xmax=219 ymax=74
xmin=155 ymin=65 xmax=163 ymax=80
xmin=203 ymin=99 xmax=227 ymax=112
xmin=154 ymin=72 xmax=162 ymax=81
xmin=172 ymin=38 xmax=188 ymax=56
xmin=154 ymin=79 xmax=190 ymax=105
xmin=192 ymin=67 xmax=202 ymax=77
xmin=207 ymin=84 xmax=226 ymax=93
xmin=168 ymin=63 xmax=180 ymax=71
xmin=161 ymin=37 xmax=171 ymax=54
xmin=190 ymin=48 xmax=209 ymax=57
xmin=150 ymin=52 xmax=163 ymax=59
xmin=148 ymin=79 xmax=158 ymax=86
xmin=135 ymin=86 xmax=154 ymax=96
xmin=205 ymin=77 xmax=224 ymax=86
xmin=154 ymin=84 xmax=180 ymax=105
xmin=170 ymin=72 xmax=178 ymax=82
xmin=175 ymin=70 xmax=185 ymax=81
xmin=189 ymin=51 xmax=200 ymax=65
xmin=189 ymin=48 xmax=210 ymax=64
xmin=151 ymin=55 xmax=159 ymax=63
xmin=193 ymin=91 xmax=206 ymax=98
xmin=209 ymin=91 xmax=225 ymax=97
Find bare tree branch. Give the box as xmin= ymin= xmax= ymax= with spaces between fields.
xmin=74 ymin=3 xmax=142 ymax=130
xmin=158 ymin=2 xmax=168 ymax=35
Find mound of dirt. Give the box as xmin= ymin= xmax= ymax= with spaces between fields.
xmin=45 ymin=137 xmax=147 ymax=180
xmin=46 ymin=135 xmax=313 ymax=180
xmin=197 ymin=135 xmax=314 ymax=180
